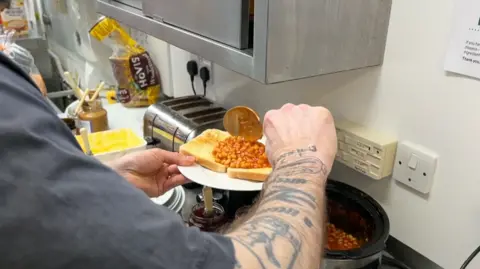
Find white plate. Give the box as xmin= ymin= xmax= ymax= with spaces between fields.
xmin=171 ymin=187 xmax=186 ymax=213
xmin=167 ymin=187 xmax=182 ymax=210
xmin=150 ymin=188 xmax=174 ymax=206
xmin=178 ymin=136 xmax=267 ymax=191
xmin=178 ymin=165 xmax=264 ymax=191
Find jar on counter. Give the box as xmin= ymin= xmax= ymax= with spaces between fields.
xmin=61 ymin=118 xmax=79 ymax=136
xmin=188 ymin=202 xmax=227 ymax=232
xmin=78 ymin=98 xmax=108 ymax=133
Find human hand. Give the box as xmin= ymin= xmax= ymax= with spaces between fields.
xmin=263 ymin=103 xmax=337 ymax=172
xmin=109 ymin=149 xmax=195 ymax=197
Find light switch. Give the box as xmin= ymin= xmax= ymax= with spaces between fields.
xmin=393 ymin=141 xmax=438 ymax=194
xmin=408 ymin=154 xmax=418 ymax=170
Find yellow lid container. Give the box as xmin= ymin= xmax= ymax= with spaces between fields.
xmin=76 ymin=128 xmax=146 ymax=162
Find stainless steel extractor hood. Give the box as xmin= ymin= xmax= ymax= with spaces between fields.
xmin=96 ymin=0 xmax=392 ymax=84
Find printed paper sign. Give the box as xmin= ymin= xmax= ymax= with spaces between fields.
xmin=444 ymin=0 xmax=480 ymax=79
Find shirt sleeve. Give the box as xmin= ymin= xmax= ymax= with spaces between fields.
xmin=0 ymin=54 xmax=236 ymax=269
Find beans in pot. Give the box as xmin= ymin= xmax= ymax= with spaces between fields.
xmin=326 ymin=223 xmax=363 ymax=251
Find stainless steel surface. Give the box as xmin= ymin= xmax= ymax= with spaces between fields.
xmin=266 ymin=0 xmax=392 ymax=83
xmin=142 ymin=0 xmax=250 ymax=49
xmin=16 ymin=24 xmax=52 ymax=79
xmin=46 ymin=98 xmax=61 ymax=114
xmin=41 ymin=0 xmax=80 ymax=59
xmin=47 ymin=89 xmax=75 ymax=99
xmin=97 ymin=0 xmax=255 ymax=79
xmin=143 ymin=96 xmax=226 ymax=151
xmin=97 ymin=0 xmax=391 ymax=84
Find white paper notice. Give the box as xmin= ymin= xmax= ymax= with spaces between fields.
xmin=444 ymin=0 xmax=480 ymax=79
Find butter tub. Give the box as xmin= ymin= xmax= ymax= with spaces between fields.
xmin=76 ymin=128 xmax=146 ymax=163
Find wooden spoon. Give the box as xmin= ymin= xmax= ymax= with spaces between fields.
xmin=223 ymin=106 xmax=263 ymax=141
xmin=80 ymin=128 xmax=93 ymax=156
xmin=74 ymin=88 xmax=90 ymax=116
xmin=64 ymin=71 xmax=83 ymax=99
xmin=202 ymin=186 xmax=214 ymax=217
xmin=89 ymin=81 xmax=105 ymax=102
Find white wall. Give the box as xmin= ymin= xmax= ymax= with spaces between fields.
xmin=158 ymin=0 xmax=479 ymax=268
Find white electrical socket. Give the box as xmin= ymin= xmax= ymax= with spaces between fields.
xmin=190 ymin=55 xmax=213 ymax=84
xmin=392 ymin=141 xmax=438 ymax=194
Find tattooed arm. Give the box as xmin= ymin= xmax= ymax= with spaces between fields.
xmin=226 ymin=148 xmax=328 ymax=269
xmin=225 ymin=104 xmax=337 ymax=269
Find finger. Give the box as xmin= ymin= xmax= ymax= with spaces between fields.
xmin=281 ymin=103 xmax=295 ymax=111
xmin=151 ymin=149 xmax=196 ymax=165
xmin=163 ymin=174 xmax=190 ymax=191
xmin=298 ymin=104 xmax=311 ymax=111
xmin=167 ymin=164 xmax=181 ymax=175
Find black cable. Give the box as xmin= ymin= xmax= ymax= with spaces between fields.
xmin=190 ymin=80 xmax=196 ymax=96
xmin=382 ymin=255 xmax=411 ymax=269
xmin=199 ymin=66 xmax=210 ymax=97
xmin=460 ymin=245 xmax=480 ymax=269
xmin=186 ymin=60 xmax=198 ymax=95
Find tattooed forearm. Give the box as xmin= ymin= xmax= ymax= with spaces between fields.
xmin=256 ymin=207 xmax=300 ymax=217
xmin=229 ymin=147 xmax=328 ymax=269
xmin=276 ymin=145 xmax=318 ymax=164
xmin=261 ymin=186 xmax=317 ymax=209
xmin=269 ymin=178 xmax=307 ymax=184
xmin=232 ymin=216 xmax=302 ymax=269
xmin=275 ymin=157 xmax=329 ymax=177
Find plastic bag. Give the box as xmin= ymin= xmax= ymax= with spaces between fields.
xmin=0 ymin=30 xmax=47 ymax=96
xmin=89 ymin=17 xmax=161 ymax=107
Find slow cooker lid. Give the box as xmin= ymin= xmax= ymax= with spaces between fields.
xmin=325 ymin=180 xmax=390 ymax=260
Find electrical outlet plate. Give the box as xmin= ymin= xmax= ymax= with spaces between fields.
xmin=393 ymin=141 xmax=438 ymax=194
xmin=190 ymin=54 xmax=213 ymax=84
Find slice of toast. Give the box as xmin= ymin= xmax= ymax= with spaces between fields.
xmin=180 ymin=129 xmax=272 ymax=181
xmin=179 ymin=129 xmax=231 ymax=173
xmin=227 ymin=167 xmax=272 ymax=182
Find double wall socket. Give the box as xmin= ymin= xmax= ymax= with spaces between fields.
xmin=393 ymin=141 xmax=438 ymax=194
xmin=190 ymin=54 xmax=213 ymax=84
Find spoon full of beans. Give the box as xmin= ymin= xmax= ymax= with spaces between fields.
xmin=223 ymin=106 xmax=263 ymax=141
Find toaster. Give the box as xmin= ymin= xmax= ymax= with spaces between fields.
xmin=143 ymin=96 xmax=227 ymax=152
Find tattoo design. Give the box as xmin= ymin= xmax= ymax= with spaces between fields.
xmin=257 ymin=207 xmax=300 ymax=217
xmin=303 ymin=217 xmax=313 ymax=228
xmin=232 ymin=237 xmax=267 ymax=269
xmin=270 ymin=177 xmax=307 ymax=184
xmin=233 ymin=216 xmax=302 ymax=269
xmin=276 ymin=145 xmax=317 ymax=164
xmin=232 ymin=147 xmax=326 ymax=268
xmin=262 ymin=186 xmax=317 ymax=210
xmin=275 ymin=157 xmax=328 ymax=177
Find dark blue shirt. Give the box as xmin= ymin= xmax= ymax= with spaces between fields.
xmin=0 ymin=52 xmax=235 ymax=269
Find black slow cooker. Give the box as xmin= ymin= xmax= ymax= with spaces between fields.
xmin=324 ymin=180 xmax=390 ymax=269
